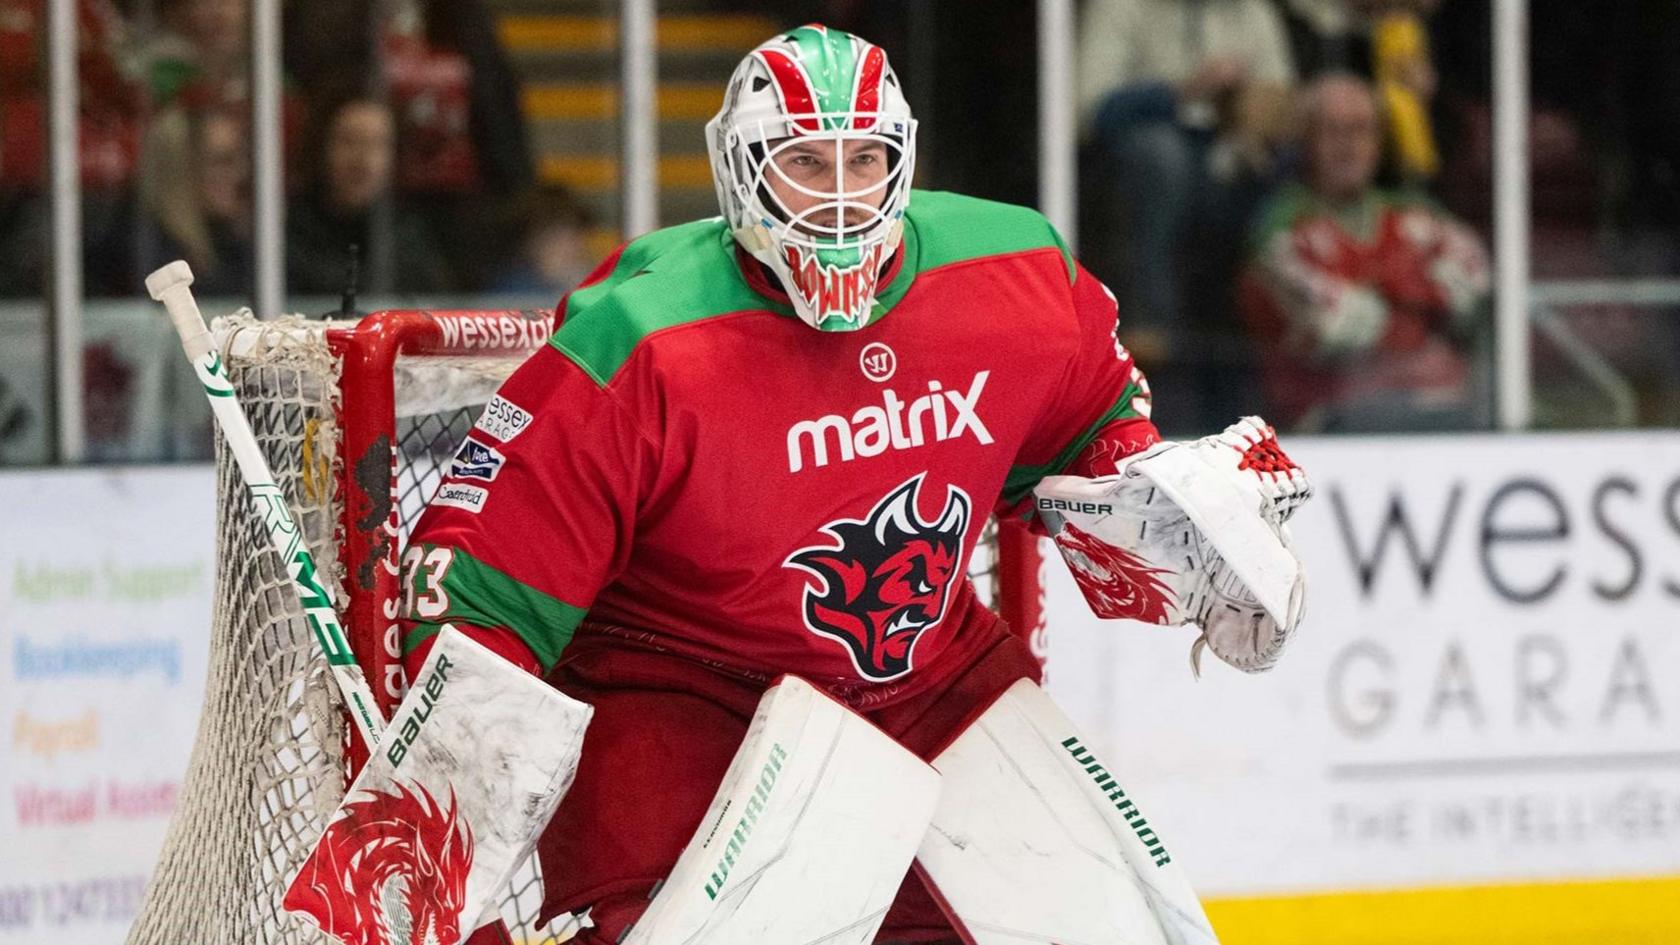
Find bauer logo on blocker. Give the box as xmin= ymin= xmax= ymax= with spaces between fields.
xmin=859 ymin=342 xmax=896 ymax=382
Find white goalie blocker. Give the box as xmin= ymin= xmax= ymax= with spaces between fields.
xmin=1034 ymin=417 xmax=1312 ymax=674
xmin=284 ymin=627 xmax=592 ymax=945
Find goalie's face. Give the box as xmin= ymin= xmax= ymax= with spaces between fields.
xmin=764 ymin=137 xmax=893 ymax=235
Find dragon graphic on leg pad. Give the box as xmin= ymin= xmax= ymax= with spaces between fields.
xmin=786 ymin=474 xmax=971 ymax=682
xmin=283 ymin=781 xmax=474 ymax=945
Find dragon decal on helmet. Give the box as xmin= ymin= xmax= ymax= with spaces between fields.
xmin=707 ymin=24 xmax=916 ymax=332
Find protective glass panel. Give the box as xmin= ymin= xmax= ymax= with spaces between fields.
xmin=1509 ymin=3 xmax=1680 ymax=427
xmin=280 ymin=0 xmax=618 ymax=316
xmin=1076 ymin=0 xmax=1498 ymax=436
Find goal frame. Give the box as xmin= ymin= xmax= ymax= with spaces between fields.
xmin=325 ymin=308 xmax=558 ymax=767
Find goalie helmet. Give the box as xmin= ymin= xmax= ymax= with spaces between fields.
xmin=706 ymin=25 xmax=917 ymax=332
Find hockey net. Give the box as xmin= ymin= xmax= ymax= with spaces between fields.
xmin=126 ymin=308 xmax=1045 ymax=945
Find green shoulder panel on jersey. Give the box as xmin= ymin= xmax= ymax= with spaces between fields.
xmin=904 ymin=190 xmax=1075 ymax=283
xmin=401 ymin=544 xmax=587 ymax=672
xmin=552 ymin=218 xmax=794 ymax=386
xmin=999 ymin=379 xmax=1148 ymax=507
xmin=553 ymin=193 xmax=1073 ymax=385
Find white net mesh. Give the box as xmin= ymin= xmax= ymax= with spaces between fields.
xmin=128 ymin=310 xmax=1016 ymax=945
xmin=126 ymin=320 xmax=350 ymax=944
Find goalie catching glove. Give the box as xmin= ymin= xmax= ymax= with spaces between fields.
xmin=1034 ymin=417 xmax=1311 ymax=674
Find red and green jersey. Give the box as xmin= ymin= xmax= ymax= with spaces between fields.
xmin=400 ymin=190 xmax=1157 ymax=698
xmin=1238 ymin=184 xmax=1491 ymax=425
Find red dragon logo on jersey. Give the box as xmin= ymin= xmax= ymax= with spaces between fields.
xmin=786 ymin=475 xmax=970 ymax=681
xmin=1053 ymin=522 xmax=1177 ymax=624
xmin=283 ymin=781 xmax=474 ymax=945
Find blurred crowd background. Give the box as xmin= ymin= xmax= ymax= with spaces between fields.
xmin=2 ymin=0 xmax=1677 ymax=463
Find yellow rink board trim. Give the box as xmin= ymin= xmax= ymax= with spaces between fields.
xmin=541 ymin=155 xmax=714 ymax=192
xmin=525 ymin=83 xmax=722 ymax=122
xmin=499 ymin=14 xmax=776 ymax=53
xmin=1203 ymin=874 xmax=1680 ymax=945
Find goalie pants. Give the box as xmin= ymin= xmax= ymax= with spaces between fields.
xmin=534 ymin=618 xmax=1041 ymax=945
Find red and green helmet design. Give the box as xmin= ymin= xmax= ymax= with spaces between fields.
xmin=706 ymin=25 xmax=917 ymax=332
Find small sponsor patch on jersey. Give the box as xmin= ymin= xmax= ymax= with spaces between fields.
xmin=448 ymin=437 xmax=505 ymax=482
xmin=434 ymin=483 xmax=489 ymax=514
xmin=475 ymin=395 xmax=533 ymax=443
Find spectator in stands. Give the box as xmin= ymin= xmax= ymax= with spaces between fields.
xmin=0 ymin=0 xmax=142 ymax=295
xmin=287 ymin=91 xmax=455 ymax=298
xmin=1278 ymin=0 xmax=1444 ymax=182
xmin=285 ymin=0 xmax=533 ymax=290
xmin=1077 ymin=0 xmax=1298 ymax=346
xmin=1238 ymin=73 xmax=1490 ymax=432
xmin=138 ymin=105 xmax=253 ymax=297
xmin=145 ymin=0 xmax=248 ymax=105
xmin=488 ymin=188 xmax=596 ymax=301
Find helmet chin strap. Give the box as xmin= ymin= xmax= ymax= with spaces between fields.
xmin=737 ymin=227 xmax=904 ymax=326
xmin=769 ymin=222 xmax=904 ymax=331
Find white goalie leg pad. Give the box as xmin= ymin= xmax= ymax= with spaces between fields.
xmin=917 ymin=679 xmax=1218 ymax=945
xmin=285 ymin=625 xmax=593 ymax=945
xmin=622 ymin=676 xmax=941 ymax=945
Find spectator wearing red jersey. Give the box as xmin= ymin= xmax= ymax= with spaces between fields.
xmin=1238 ymin=73 xmax=1490 ymax=432
xmin=285 ymin=0 xmax=533 ymax=290
xmin=0 ymin=0 xmax=144 ymax=295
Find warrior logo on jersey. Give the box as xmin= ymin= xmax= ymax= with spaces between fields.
xmin=282 ymin=781 xmax=473 ymax=945
xmin=785 ymin=474 xmax=970 ymax=681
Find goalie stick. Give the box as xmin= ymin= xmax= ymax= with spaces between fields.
xmin=146 ymin=260 xmax=384 ymax=751
xmin=147 ymin=262 xmax=589 ymax=945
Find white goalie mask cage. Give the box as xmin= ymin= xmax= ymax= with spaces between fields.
xmin=706 ymin=25 xmax=917 ymax=332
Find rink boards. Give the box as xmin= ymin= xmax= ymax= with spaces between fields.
xmin=2 ymin=432 xmax=1678 ymax=943
xmin=1046 ymin=431 xmax=1680 ymax=943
